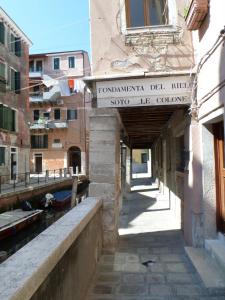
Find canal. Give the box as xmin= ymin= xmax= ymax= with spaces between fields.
xmin=0 ymin=183 xmax=89 ymax=263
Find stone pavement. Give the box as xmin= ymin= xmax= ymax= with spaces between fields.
xmin=86 ymin=177 xmax=225 ymax=300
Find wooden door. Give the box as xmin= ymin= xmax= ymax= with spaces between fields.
xmin=214 ymin=122 xmax=225 ymax=233
xmin=35 ymin=155 xmax=42 ymax=173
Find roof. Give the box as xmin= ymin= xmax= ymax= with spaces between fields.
xmin=0 ymin=7 xmax=32 ymax=46
xmin=30 ymin=50 xmax=88 ymax=59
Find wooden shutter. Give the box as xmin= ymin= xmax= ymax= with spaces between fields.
xmin=0 ymin=23 xmax=5 ymax=44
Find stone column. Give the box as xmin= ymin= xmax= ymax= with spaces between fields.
xmin=184 ymin=120 xmax=204 ymax=247
xmin=81 ymin=152 xmax=86 ymax=174
xmin=126 ymin=146 xmax=132 ymax=192
xmin=89 ymin=108 xmax=121 ymax=249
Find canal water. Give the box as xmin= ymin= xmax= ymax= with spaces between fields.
xmin=0 ymin=184 xmax=88 ymax=262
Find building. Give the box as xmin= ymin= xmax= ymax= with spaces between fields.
xmin=0 ymin=7 xmax=32 ymax=183
xmin=29 ymin=50 xmax=91 ymax=174
xmin=187 ymin=1 xmax=225 ymax=250
xmin=86 ymin=0 xmax=197 ymax=248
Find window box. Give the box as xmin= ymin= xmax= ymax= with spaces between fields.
xmin=185 ymin=0 xmax=209 ymax=31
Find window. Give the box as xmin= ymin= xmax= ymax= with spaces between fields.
xmin=0 ymin=22 xmax=5 ymax=45
xmin=125 ymin=0 xmax=168 ymax=28
xmin=68 ymin=56 xmax=75 ymax=68
xmin=15 ymin=38 xmax=21 ymax=57
xmin=0 ymin=147 xmax=5 ymax=165
xmin=141 ymin=153 xmax=148 ymax=163
xmin=67 ymin=109 xmax=77 ymax=120
xmin=10 ymin=33 xmax=15 ymax=53
xmin=31 ymin=135 xmax=48 ymax=149
xmin=0 ymin=104 xmax=16 ymax=132
xmin=36 ymin=60 xmax=43 ymax=71
xmin=54 ymin=109 xmax=60 ymax=120
xmin=54 ymin=139 xmax=60 ymax=144
xmin=53 ymin=58 xmax=60 ymax=70
xmin=0 ymin=62 xmax=6 ymax=93
xmin=29 ymin=61 xmax=34 ymax=72
xmin=33 ymin=110 xmax=40 ymax=121
xmin=43 ymin=112 xmax=50 ymax=119
xmin=10 ymin=68 xmax=21 ymax=94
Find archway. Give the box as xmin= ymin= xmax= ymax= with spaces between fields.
xmin=68 ymin=146 xmax=81 ymax=173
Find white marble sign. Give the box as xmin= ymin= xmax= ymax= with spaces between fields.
xmin=96 ymin=76 xmax=193 ymax=108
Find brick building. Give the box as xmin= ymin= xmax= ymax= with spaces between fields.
xmin=0 ymin=7 xmax=32 ymax=183
xmin=29 ymin=51 xmax=91 ymax=174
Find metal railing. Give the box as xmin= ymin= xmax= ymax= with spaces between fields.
xmin=0 ymin=167 xmax=75 ymax=194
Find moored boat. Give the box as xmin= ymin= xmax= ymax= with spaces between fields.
xmin=0 ymin=209 xmax=43 ymax=241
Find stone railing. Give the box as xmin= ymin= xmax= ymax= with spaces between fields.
xmin=0 ymin=198 xmax=102 ymax=300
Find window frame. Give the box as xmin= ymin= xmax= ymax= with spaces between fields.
xmin=0 ymin=22 xmax=5 ymax=45
xmin=31 ymin=134 xmax=48 ymax=149
xmin=67 ymin=109 xmax=77 ymax=121
xmin=68 ymin=56 xmax=75 ymax=69
xmin=53 ymin=57 xmax=60 ymax=70
xmin=54 ymin=108 xmax=61 ymax=120
xmin=125 ymin=0 xmax=168 ymax=28
xmin=0 ymin=145 xmax=6 ymax=166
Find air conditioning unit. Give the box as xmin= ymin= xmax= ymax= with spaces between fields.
xmin=56 ymin=99 xmax=64 ymax=105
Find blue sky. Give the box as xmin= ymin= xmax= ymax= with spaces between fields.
xmin=0 ymin=0 xmax=90 ymax=54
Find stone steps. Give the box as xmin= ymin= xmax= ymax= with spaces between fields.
xmin=205 ymin=237 xmax=225 ymax=275
xmin=185 ymin=246 xmax=225 ymax=292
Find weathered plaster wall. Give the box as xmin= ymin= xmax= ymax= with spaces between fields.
xmin=192 ymin=2 xmax=225 ymax=120
xmin=90 ymin=0 xmax=194 ymax=76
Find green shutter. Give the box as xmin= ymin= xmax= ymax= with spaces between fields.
xmin=15 ymin=71 xmax=21 ymax=94
xmin=15 ymin=38 xmax=21 ymax=57
xmin=44 ymin=135 xmax=48 ymax=148
xmin=0 ymin=147 xmax=5 ymax=165
xmin=11 ymin=69 xmax=15 ymax=91
xmin=0 ymin=23 xmax=5 ymax=44
xmin=0 ymin=104 xmax=3 ymax=129
xmin=10 ymin=34 xmax=15 ymax=53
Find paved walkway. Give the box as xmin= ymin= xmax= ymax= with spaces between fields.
xmin=86 ymin=177 xmax=225 ymax=300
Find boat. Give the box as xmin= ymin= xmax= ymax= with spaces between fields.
xmin=52 ymin=190 xmax=72 ymax=208
xmin=0 ymin=209 xmax=43 ymax=241
xmin=41 ymin=179 xmax=90 ymax=209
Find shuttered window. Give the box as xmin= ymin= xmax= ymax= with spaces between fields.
xmin=15 ymin=37 xmax=21 ymax=57
xmin=0 ymin=23 xmax=5 ymax=44
xmin=31 ymin=135 xmax=48 ymax=149
xmin=10 ymin=69 xmax=20 ymax=93
xmin=0 ymin=147 xmax=5 ymax=165
xmin=0 ymin=104 xmax=16 ymax=132
xmin=10 ymin=33 xmax=15 ymax=53
xmin=0 ymin=62 xmax=6 ymax=93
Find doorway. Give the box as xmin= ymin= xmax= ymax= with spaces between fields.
xmin=34 ymin=153 xmax=43 ymax=173
xmin=214 ymin=121 xmax=225 ymax=233
xmin=10 ymin=147 xmax=17 ymax=181
xmin=68 ymin=146 xmax=81 ymax=173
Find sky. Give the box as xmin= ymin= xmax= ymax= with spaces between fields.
xmin=0 ymin=0 xmax=90 ymax=55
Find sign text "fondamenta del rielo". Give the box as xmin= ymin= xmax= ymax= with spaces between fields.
xmin=96 ymin=76 xmax=193 ymax=108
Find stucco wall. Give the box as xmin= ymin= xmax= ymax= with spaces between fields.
xmin=192 ymin=2 xmax=225 ymax=120
xmin=90 ymin=0 xmax=194 ymax=76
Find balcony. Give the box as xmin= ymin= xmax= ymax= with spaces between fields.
xmin=30 ymin=120 xmax=68 ymax=130
xmin=185 ymin=0 xmax=209 ymax=30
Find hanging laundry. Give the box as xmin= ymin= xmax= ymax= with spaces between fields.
xmin=42 ymin=74 xmax=58 ymax=88
xmin=68 ymin=79 xmax=74 ymax=94
xmin=59 ymin=80 xmax=70 ymax=96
